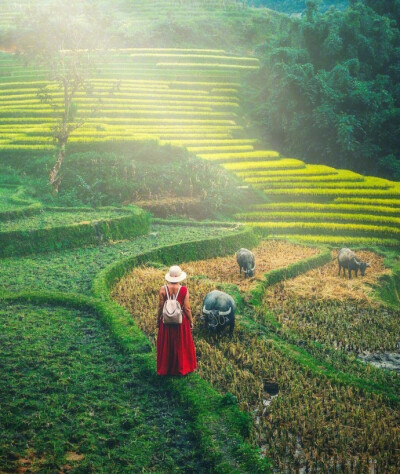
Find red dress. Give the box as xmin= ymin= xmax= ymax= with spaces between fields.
xmin=157 ymin=285 xmax=197 ymax=376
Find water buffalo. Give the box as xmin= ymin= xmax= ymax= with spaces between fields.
xmin=236 ymin=248 xmax=255 ymax=278
xmin=201 ymin=290 xmax=236 ymax=336
xmin=338 ymin=248 xmax=370 ymax=279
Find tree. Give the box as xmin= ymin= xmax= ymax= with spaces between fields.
xmin=16 ymin=0 xmax=109 ymax=193
xmin=244 ymin=0 xmax=400 ymax=178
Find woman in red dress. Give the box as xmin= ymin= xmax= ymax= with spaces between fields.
xmin=156 ymin=265 xmax=197 ymax=376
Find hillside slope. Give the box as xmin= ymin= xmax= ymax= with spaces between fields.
xmin=0 ymin=48 xmax=399 ymax=246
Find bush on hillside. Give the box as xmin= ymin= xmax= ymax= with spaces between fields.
xmin=9 ymin=141 xmax=264 ymax=217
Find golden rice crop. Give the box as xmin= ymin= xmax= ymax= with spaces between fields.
xmin=267 ymin=234 xmax=400 ymax=247
xmin=0 ymin=144 xmax=55 ymax=150
xmin=263 ymin=187 xmax=400 ymax=198
xmin=335 ymin=197 xmax=400 ymax=207
xmin=187 ymin=145 xmax=254 ymax=153
xmin=223 ymin=159 xmax=305 ymax=171
xmin=68 ymin=135 xmax=157 ymax=143
xmin=235 ymin=211 xmax=400 ymax=227
xmin=10 ymin=137 xmax=54 ymax=143
xmin=164 ymin=139 xmax=256 ymax=146
xmin=235 ymin=165 xmax=338 ymax=178
xmin=263 ymin=249 xmax=389 ymax=306
xmin=182 ymin=240 xmax=319 ymax=293
xmin=112 ymin=260 xmax=400 ymax=472
xmin=198 ymin=150 xmax=279 ymax=162
xmin=254 ymin=181 xmax=392 ymax=190
xmin=243 ymin=171 xmax=363 ymax=183
xmin=130 ymin=53 xmax=259 ymax=63
xmin=261 ymin=256 xmax=399 ymax=352
xmin=0 ymin=117 xmax=56 ymax=122
xmin=156 ymin=62 xmax=259 ymax=70
xmin=244 ymin=221 xmax=400 ymax=238
xmin=250 ymin=202 xmax=400 ymax=216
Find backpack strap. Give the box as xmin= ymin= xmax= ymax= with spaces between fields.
xmin=165 ymin=284 xmax=181 ymax=300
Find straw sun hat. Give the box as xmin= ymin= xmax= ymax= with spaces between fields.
xmin=165 ymin=265 xmax=187 ymax=283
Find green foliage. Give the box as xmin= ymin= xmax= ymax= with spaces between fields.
xmin=0 ymin=139 xmax=264 ymax=216
xmin=365 ymin=0 xmax=400 ymax=22
xmin=245 ymin=1 xmax=400 ymax=178
xmin=375 ymin=263 xmax=400 ymax=307
xmin=0 ymin=207 xmax=150 ymax=258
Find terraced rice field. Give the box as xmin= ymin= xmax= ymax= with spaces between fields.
xmin=1 ymin=38 xmax=400 ymax=245
xmin=113 ymin=246 xmax=400 ymax=472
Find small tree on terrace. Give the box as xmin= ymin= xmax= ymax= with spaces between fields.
xmin=16 ymin=0 xmax=109 ymax=193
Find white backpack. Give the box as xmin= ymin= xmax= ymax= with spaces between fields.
xmin=162 ymin=285 xmax=183 ymax=325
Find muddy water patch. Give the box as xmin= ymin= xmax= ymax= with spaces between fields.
xmin=358 ymin=351 xmax=400 ymax=372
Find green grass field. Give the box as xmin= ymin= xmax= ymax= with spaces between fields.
xmin=0 ymin=304 xmax=208 ymax=472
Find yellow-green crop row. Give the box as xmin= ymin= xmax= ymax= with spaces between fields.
xmin=86 ymin=125 xmax=241 ymax=132
xmin=0 ymin=144 xmax=56 ymax=150
xmin=243 ymin=170 xmax=363 ymax=183
xmin=0 ymin=118 xmax=57 ymax=123
xmin=0 ymin=79 xmax=240 ymax=90
xmin=334 ymin=197 xmax=400 ymax=207
xmin=0 ymin=133 xmax=30 ymax=139
xmin=198 ymin=150 xmax=279 ymax=162
xmin=85 ymin=117 xmax=234 ymax=124
xmin=252 ymin=178 xmax=392 ymax=190
xmin=69 ymin=130 xmax=232 ymax=137
xmin=234 ymin=165 xmax=338 ymax=178
xmin=250 ymin=202 xmax=400 ymax=216
xmin=9 ymin=136 xmax=54 ymax=143
xmin=163 ymin=139 xmax=256 ymax=146
xmin=67 ymin=118 xmax=237 ymax=124
xmin=3 ymin=98 xmax=241 ymax=109
xmin=67 ymin=136 xmax=158 ymax=143
xmin=0 ymin=107 xmax=236 ymax=119
xmin=0 ymin=126 xmax=54 ymax=132
xmin=168 ymin=81 xmax=241 ymax=88
xmin=187 ymin=145 xmax=254 ymax=153
xmin=267 ymin=234 xmax=400 ymax=247
xmin=244 ymin=221 xmax=400 ymax=238
xmin=156 ymin=62 xmax=259 ymax=70
xmin=0 ymin=100 xmax=225 ymax=113
xmin=223 ymin=159 xmax=305 ymax=171
xmin=263 ymin=187 xmax=400 ymax=198
xmin=235 ymin=211 xmax=400 ymax=227
xmin=0 ymin=95 xmax=239 ymax=104
xmin=130 ymin=53 xmax=259 ymax=63
xmin=152 ymin=133 xmax=232 ymax=139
